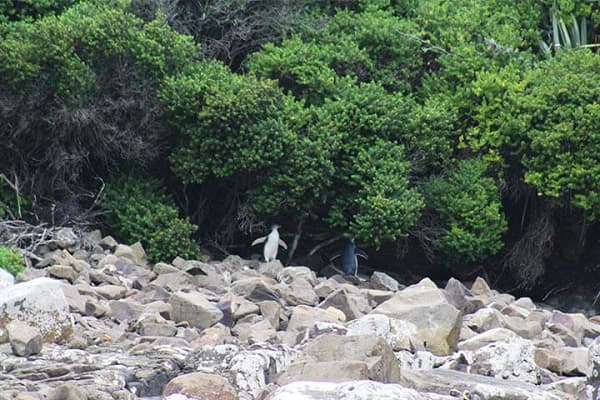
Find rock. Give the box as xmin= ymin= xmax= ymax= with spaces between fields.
xmin=277 ymin=266 xmax=318 ymax=287
xmin=402 ymin=368 xmax=563 ymax=400
xmin=468 ymin=338 xmax=544 ymax=384
xmin=230 ymin=296 xmax=260 ymax=321
xmin=194 ymin=324 xmax=234 ymax=347
xmin=0 ymin=268 xmax=15 ymax=289
xmin=557 ymin=346 xmax=589 ymax=376
xmin=170 ymin=291 xmax=224 ymax=330
xmin=100 ymin=235 xmax=118 ymax=249
xmin=371 ymin=278 xmax=461 ymax=355
xmin=52 ymin=228 xmax=78 ymax=249
xmin=152 ymin=272 xmax=196 ymax=292
xmin=314 ymin=278 xmax=341 ymax=299
xmin=16 ymin=267 xmax=48 ymax=282
xmin=7 ymin=320 xmax=43 ymax=356
xmin=369 ymin=271 xmax=400 ymax=292
xmin=231 ymin=278 xmax=281 ymax=303
xmin=84 ymin=299 xmax=109 ymax=318
xmin=49 ymin=384 xmax=88 ymax=400
xmin=444 ymin=277 xmax=484 ymax=314
xmin=163 ymin=372 xmax=238 ymax=400
xmin=276 ymin=360 xmax=372 ymax=384
xmin=284 ymin=333 xmax=401 ymax=384
xmin=247 ymin=319 xmax=278 ymax=344
xmin=458 ymin=327 xmax=518 ymax=351
xmin=470 ymin=276 xmax=493 ymax=299
xmin=46 ymin=265 xmax=77 ymax=283
xmin=547 ymin=311 xmax=588 ymax=346
xmin=258 ymin=301 xmax=281 ymax=330
xmin=362 ymin=289 xmax=395 ymax=307
xmin=535 ymin=347 xmax=563 ymax=373
xmin=502 ymin=314 xmax=543 ymax=339
xmin=95 ymin=284 xmax=127 ymax=300
xmin=0 ymin=277 xmax=73 ymax=343
xmin=266 ymin=381 xmax=455 ymax=400
xmin=227 ymin=345 xmax=301 ymax=399
xmin=108 ymin=299 xmax=145 ymax=321
xmin=463 ymin=307 xmax=504 ymax=333
xmin=278 ymin=278 xmax=319 ymax=306
xmin=346 ymin=314 xmax=420 ymax=351
xmin=319 ymin=287 xmax=371 ymax=321
xmin=257 ymin=261 xmax=284 ymax=279
xmin=286 ymin=305 xmax=341 ymax=335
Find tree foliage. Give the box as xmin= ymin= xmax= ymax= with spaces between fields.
xmin=2 ymin=0 xmax=600 ymax=290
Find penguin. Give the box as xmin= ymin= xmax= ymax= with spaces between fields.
xmin=330 ymin=237 xmax=368 ymax=276
xmin=251 ymin=225 xmax=288 ymax=262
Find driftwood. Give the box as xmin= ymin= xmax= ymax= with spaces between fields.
xmin=0 ymin=220 xmax=63 ymax=253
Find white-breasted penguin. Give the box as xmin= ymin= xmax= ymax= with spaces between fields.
xmin=330 ymin=237 xmax=368 ymax=276
xmin=252 ymin=225 xmax=288 ymax=262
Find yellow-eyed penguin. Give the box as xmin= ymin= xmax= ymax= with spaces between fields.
xmin=252 ymin=225 xmax=288 ymax=262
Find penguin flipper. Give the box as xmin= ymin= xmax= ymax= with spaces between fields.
xmin=355 ymin=249 xmax=369 ymax=260
xmin=251 ymin=236 xmax=267 ymax=246
xmin=278 ymin=239 xmax=288 ymax=249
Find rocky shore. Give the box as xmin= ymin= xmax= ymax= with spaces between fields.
xmin=0 ymin=228 xmax=599 ymax=399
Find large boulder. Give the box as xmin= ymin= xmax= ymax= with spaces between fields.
xmin=170 ymin=291 xmax=223 ymax=330
xmin=346 ymin=314 xmax=421 ymax=351
xmin=371 ymin=278 xmax=461 ymax=355
xmin=0 ymin=277 xmax=73 ymax=343
xmin=319 ymin=287 xmax=371 ymax=321
xmin=266 ymin=380 xmax=454 ymax=400
xmin=163 ymin=372 xmax=238 ymax=400
xmin=402 ymin=368 xmax=563 ymax=400
xmin=277 ymin=334 xmax=401 ymax=384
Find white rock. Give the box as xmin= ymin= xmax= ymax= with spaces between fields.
xmin=0 ymin=277 xmax=73 ymax=342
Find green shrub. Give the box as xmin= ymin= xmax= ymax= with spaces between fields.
xmin=103 ymin=175 xmax=200 ymax=263
xmin=424 ymin=158 xmax=507 ymax=263
xmin=0 ymin=246 xmax=25 ymax=275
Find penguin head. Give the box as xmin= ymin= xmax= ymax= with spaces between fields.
xmin=271 ymin=224 xmax=281 ymax=231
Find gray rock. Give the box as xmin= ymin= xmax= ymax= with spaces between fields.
xmin=100 ymin=235 xmax=118 ymax=250
xmin=95 ymin=284 xmax=127 ymax=300
xmin=0 ymin=268 xmax=15 ymax=289
xmin=314 ymin=278 xmax=341 ymax=299
xmin=277 ymin=266 xmax=318 ymax=287
xmin=286 ymin=305 xmax=341 ymax=335
xmin=0 ymin=277 xmax=73 ymax=343
xmin=319 ymin=287 xmax=371 ymax=321
xmin=458 ymin=327 xmax=518 ymax=351
xmin=279 ymin=278 xmax=319 ymax=306
xmin=231 ymin=278 xmax=281 ymax=303
xmin=266 ymin=381 xmax=455 ymax=400
xmin=49 ymin=384 xmax=88 ymax=400
xmin=370 ymin=271 xmax=400 ymax=292
xmin=162 ymin=372 xmax=237 ymax=400
xmin=52 ymin=228 xmax=78 ymax=250
xmin=402 ymin=368 xmax=563 ymax=400
xmin=257 ymin=260 xmax=284 ymax=279
xmin=346 ymin=314 xmax=421 ymax=352
xmin=468 ymin=338 xmax=546 ymax=384
xmin=371 ymin=278 xmax=461 ymax=355
xmin=46 ymin=265 xmax=78 ymax=283
xmin=152 ymin=271 xmax=196 ymax=292
xmin=258 ymin=301 xmax=282 ymax=330
xmin=470 ymin=276 xmax=493 ymax=299
xmin=170 ymin=291 xmax=223 ymax=329
xmin=278 ymin=333 xmax=401 ymax=384
xmin=7 ymin=320 xmax=43 ymax=356
xmin=463 ymin=307 xmax=504 ymax=333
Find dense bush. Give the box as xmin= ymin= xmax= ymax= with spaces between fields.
xmin=102 ymin=176 xmax=200 ymax=263
xmin=424 ymin=159 xmax=507 ymax=263
xmin=0 ymin=0 xmax=197 ymax=210
xmin=0 ymin=246 xmax=25 ymax=275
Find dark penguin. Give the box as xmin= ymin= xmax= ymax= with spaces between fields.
xmin=330 ymin=238 xmax=368 ymax=276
